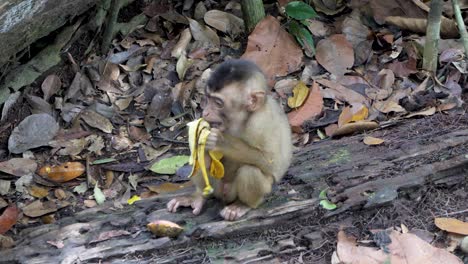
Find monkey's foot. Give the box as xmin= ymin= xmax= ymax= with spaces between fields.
xmin=167 ymin=195 xmax=205 ymax=215
xmin=220 ymin=202 xmax=251 ymax=221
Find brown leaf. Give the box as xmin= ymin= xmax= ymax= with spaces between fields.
xmin=23 ymin=200 xmax=70 ymax=218
xmin=81 ymin=110 xmax=114 ymax=133
xmin=435 ymin=218 xmax=468 ymax=235
xmin=0 ymin=158 xmax=37 ymax=177
xmin=373 ymin=100 xmax=406 ymax=114
xmin=0 ymin=206 xmax=19 ymax=234
xmin=204 ymin=10 xmax=244 ymax=37
xmin=325 ymin=124 xmax=339 ymax=137
xmin=41 ymin=75 xmax=62 ymax=101
xmin=37 ymin=162 xmax=86 ymax=183
xmin=188 ymin=17 xmax=220 ymax=48
xmin=146 ymin=181 xmax=193 ymax=194
xmin=363 ymin=136 xmax=385 ymax=145
xmin=29 ymin=185 xmax=49 ymax=198
xmin=405 ymin=107 xmax=436 ymax=118
xmin=316 ymin=34 xmax=354 ymax=77
xmin=338 ymin=103 xmax=369 ymax=127
xmin=0 ymin=234 xmax=15 ymax=249
xmin=288 ymin=81 xmax=324 ymax=132
xmin=171 ymin=29 xmax=192 ymax=59
xmin=335 ymin=230 xmax=463 ymax=264
xmin=332 ymin=121 xmax=379 ymax=137
xmin=241 ymin=15 xmax=303 ymax=87
xmin=316 ymin=79 xmax=367 ymax=104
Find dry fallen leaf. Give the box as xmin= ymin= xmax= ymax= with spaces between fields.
xmin=241 ymin=15 xmax=303 ymax=87
xmin=29 ymin=185 xmax=49 ymax=198
xmin=81 ymin=110 xmax=114 ymax=133
xmin=316 ymin=34 xmax=354 ymax=78
xmin=171 ymin=28 xmax=192 ymax=59
xmin=204 ymin=10 xmax=244 ymax=37
xmin=334 ymin=229 xmax=463 ymax=264
xmin=405 ymin=107 xmax=436 ymax=118
xmin=146 ymin=181 xmax=193 ymax=194
xmin=288 ymin=81 xmax=324 ymax=132
xmin=0 ymin=205 xmax=19 ymax=234
xmin=373 ymin=100 xmax=406 ymax=114
xmin=188 ymin=17 xmax=220 ymax=48
xmin=435 ymin=218 xmax=468 ymax=236
xmin=0 ymin=234 xmax=15 ymax=249
xmin=22 ymin=200 xmax=58 ymax=218
xmin=332 ymin=121 xmax=379 ymax=137
xmin=338 ymin=103 xmax=368 ymax=127
xmin=363 ymin=136 xmax=385 ymax=145
xmin=37 ymin=162 xmax=86 ymax=183
xmin=41 ymin=74 xmax=62 ymax=101
xmin=0 ymin=158 xmax=37 ymax=177
xmin=287 ymin=81 xmax=310 ymax=108
xmin=316 ymin=79 xmax=367 ymax=104
xmin=176 ymin=52 xmax=194 ymax=80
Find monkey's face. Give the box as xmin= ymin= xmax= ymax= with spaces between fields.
xmin=202 ymin=84 xmax=248 ymax=136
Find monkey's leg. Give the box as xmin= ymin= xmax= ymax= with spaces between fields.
xmin=220 ymin=165 xmax=274 ymax=221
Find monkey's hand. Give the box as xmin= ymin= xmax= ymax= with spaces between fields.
xmin=167 ymin=195 xmax=206 ymax=215
xmin=205 ymin=128 xmax=223 ymax=151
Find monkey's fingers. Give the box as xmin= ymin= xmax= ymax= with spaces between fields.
xmin=191 ymin=197 xmax=205 ymax=215
xmin=167 ymin=199 xmax=179 ymax=212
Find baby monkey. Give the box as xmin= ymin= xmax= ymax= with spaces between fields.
xmin=167 ymin=59 xmax=293 ymax=221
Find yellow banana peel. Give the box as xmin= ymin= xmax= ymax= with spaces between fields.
xmin=187 ymin=118 xmax=224 ymax=197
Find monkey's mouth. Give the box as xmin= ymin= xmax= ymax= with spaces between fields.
xmin=209 ymin=122 xmax=224 ymax=131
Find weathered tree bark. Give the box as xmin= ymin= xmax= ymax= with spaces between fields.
xmin=241 ymin=0 xmax=265 ymax=32
xmin=1 ymin=114 xmax=467 ymax=263
xmin=0 ymin=0 xmax=96 ymax=67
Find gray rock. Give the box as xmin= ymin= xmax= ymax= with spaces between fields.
xmin=8 ymin=114 xmax=59 ymax=154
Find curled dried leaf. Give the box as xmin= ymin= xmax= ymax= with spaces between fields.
xmin=147 ymin=220 xmax=184 ymax=237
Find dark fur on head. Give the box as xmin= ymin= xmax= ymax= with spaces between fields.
xmin=206 ymin=59 xmax=264 ymax=93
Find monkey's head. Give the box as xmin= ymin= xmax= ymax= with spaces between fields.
xmin=202 ymin=59 xmax=268 ymax=135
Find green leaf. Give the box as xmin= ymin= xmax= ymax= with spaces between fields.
xmin=73 ymin=182 xmax=88 ymax=194
xmin=94 ymin=183 xmax=106 ymax=205
xmin=285 ymin=1 xmax=318 ymax=20
xmin=150 ymin=155 xmax=190 ymax=174
xmin=319 ymin=199 xmax=337 ymax=210
xmin=289 ymin=21 xmax=315 ymax=56
xmin=91 ymin=158 xmax=117 ymax=165
xmin=319 ymin=188 xmax=328 ymax=200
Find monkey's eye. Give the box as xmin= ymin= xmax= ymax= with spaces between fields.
xmin=213 ymin=98 xmax=224 ymax=109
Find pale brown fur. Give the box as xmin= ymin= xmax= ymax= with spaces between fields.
xmin=167 ymin=62 xmax=292 ymax=221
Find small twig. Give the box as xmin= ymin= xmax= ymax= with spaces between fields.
xmin=436 ymin=208 xmax=468 ymax=217
xmin=423 ymin=0 xmax=443 ymax=73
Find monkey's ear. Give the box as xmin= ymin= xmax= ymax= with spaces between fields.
xmin=247 ymin=91 xmax=265 ymax=112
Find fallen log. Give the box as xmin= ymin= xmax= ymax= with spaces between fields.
xmin=1 ymin=113 xmax=467 ymax=263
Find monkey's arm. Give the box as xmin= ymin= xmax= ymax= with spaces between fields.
xmin=216 ymin=134 xmax=272 ymax=175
